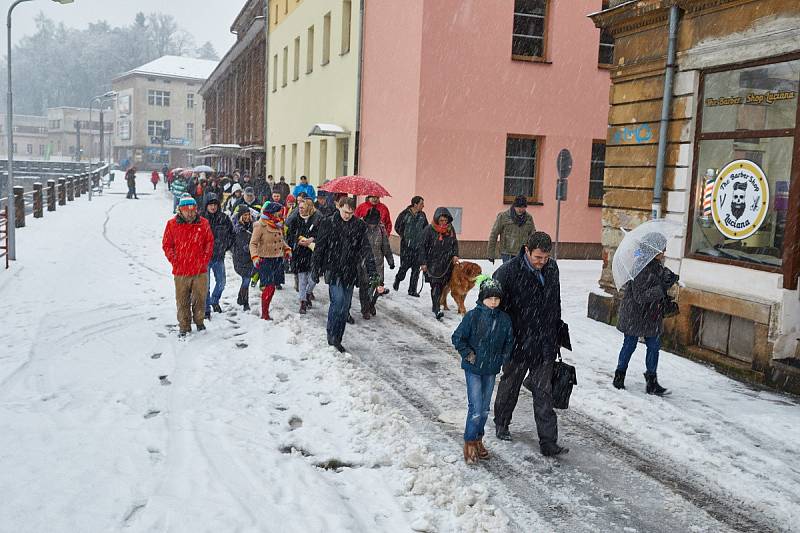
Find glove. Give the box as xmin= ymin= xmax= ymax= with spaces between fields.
xmin=389 ymin=264 xmax=395 ymax=270
xmin=252 ymin=257 xmax=261 ymax=268
xmin=466 ymin=352 xmax=477 ymax=364
xmin=489 ymin=258 xmax=495 ymax=264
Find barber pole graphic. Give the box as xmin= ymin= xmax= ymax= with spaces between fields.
xmin=701 ymin=168 xmax=715 ymax=226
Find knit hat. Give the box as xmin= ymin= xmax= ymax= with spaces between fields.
xmin=262 ymin=201 xmax=283 ymax=215
xmin=231 ymin=183 xmax=243 ymax=194
xmin=513 ymin=195 xmax=527 ymax=208
xmin=205 ymin=193 xmax=219 ymax=205
xmin=178 ymin=194 xmax=196 ymax=208
xmin=476 ymin=274 xmax=503 ymax=302
xmin=286 ymin=194 xmax=296 ymax=204
xmin=244 ymin=186 xmax=255 ymax=195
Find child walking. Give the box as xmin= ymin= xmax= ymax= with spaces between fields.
xmin=451 ymin=275 xmax=513 ymax=464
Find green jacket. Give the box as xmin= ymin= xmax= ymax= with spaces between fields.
xmin=487 ymin=208 xmax=536 ymax=258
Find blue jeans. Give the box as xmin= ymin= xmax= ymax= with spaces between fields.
xmin=206 ymin=259 xmax=226 ymax=310
xmin=464 ymin=370 xmax=496 ymax=441
xmin=240 ymin=275 xmax=250 ymax=290
xmin=617 ymin=335 xmax=661 ymax=374
xmin=327 ymin=283 xmax=354 ymax=345
xmin=501 ymin=253 xmax=513 ymax=264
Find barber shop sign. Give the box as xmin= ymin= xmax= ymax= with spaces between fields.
xmin=711 ymin=159 xmax=770 ymax=240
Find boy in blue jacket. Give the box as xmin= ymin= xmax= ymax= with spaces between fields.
xmin=451 ymin=275 xmax=514 ymax=464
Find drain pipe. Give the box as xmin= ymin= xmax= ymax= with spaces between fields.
xmin=263 ymin=0 xmax=270 ymax=177
xmin=652 ymin=3 xmax=680 ymax=219
xmin=353 ymin=0 xmax=365 ymax=174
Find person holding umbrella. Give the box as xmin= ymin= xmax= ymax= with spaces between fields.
xmin=614 ymin=232 xmax=679 ymax=395
xmin=355 ymin=195 xmax=393 ymax=235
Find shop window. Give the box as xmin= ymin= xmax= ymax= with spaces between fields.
xmin=598 ymin=1 xmax=614 ymax=66
xmin=341 ymin=0 xmax=352 ymax=55
xmin=307 ymin=26 xmax=315 ymax=73
xmin=512 ymin=0 xmax=547 ymax=60
xmin=688 ymin=57 xmax=799 ymax=280
xmin=322 ymin=12 xmax=331 ymax=65
xmin=503 ymin=136 xmax=540 ymax=203
xmin=589 ymin=141 xmax=606 ymax=206
xmin=696 ymin=308 xmax=755 ymax=363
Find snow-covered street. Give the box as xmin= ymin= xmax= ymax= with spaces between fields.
xmin=1 ymin=175 xmax=799 ymax=533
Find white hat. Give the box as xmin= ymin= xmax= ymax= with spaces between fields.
xmin=231 ymin=183 xmax=243 ymax=193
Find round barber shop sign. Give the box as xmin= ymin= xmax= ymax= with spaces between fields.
xmin=711 ymin=159 xmax=770 ymax=240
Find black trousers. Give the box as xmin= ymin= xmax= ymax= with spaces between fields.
xmin=493 ymin=355 xmax=558 ymax=447
xmin=394 ymin=249 xmax=421 ymax=293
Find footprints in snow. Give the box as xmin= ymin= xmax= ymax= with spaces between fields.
xmin=143 ymin=409 xmax=160 ymax=419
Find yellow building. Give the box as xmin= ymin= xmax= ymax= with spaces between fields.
xmin=267 ymin=0 xmax=361 ymax=187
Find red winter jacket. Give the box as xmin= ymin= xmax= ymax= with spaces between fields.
xmin=151 ymin=171 xmax=160 ymax=184
xmin=355 ymin=201 xmax=392 ymax=235
xmin=162 ymin=214 xmax=214 ymax=276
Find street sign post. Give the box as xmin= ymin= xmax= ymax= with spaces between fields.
xmin=554 ymin=149 xmax=573 ymax=259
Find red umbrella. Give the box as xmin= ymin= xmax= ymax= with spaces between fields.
xmin=180 ymin=169 xmax=194 ymax=178
xmin=318 ymin=175 xmax=391 ymax=197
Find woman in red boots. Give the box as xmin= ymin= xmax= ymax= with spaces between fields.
xmin=249 ymin=202 xmax=290 ymax=320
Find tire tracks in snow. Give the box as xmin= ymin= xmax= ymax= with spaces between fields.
xmin=366 ymin=303 xmax=776 ymax=533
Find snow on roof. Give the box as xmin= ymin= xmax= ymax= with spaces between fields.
xmin=115 ymin=55 xmax=219 ymax=81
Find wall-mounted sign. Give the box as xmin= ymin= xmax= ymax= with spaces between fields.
xmin=705 ymin=90 xmax=797 ymax=107
xmin=711 ymin=159 xmax=769 ymax=240
xmin=117 ymin=92 xmax=132 ymax=116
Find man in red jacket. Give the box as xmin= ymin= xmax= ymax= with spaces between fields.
xmin=354 ymin=195 xmax=392 ymax=235
xmin=162 ymin=194 xmax=215 ymax=336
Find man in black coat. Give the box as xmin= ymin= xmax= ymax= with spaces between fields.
xmin=392 ymin=196 xmax=428 ymax=296
xmin=492 ymin=231 xmax=567 ymax=456
xmin=313 ymin=197 xmax=383 ymax=353
xmin=202 ymin=194 xmax=234 ymax=317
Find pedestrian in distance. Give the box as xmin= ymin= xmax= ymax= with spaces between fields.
xmin=315 ymin=191 xmax=336 ymax=218
xmin=451 ymin=275 xmax=514 ymax=464
xmin=162 ymin=164 xmax=169 ymax=188
xmin=161 ymin=194 xmax=214 ymax=337
xmin=253 ymin=174 xmax=271 ymax=205
xmin=249 ymin=202 xmax=290 ymax=321
xmin=419 ymin=207 xmax=459 ymax=320
xmin=357 ymin=205 xmax=395 ymax=320
xmin=355 ymin=195 xmax=393 ymax=235
xmin=492 ymin=231 xmax=568 ymax=457
xmin=150 ymin=170 xmax=160 ymax=190
xmin=232 ymin=204 xmax=256 ymax=311
xmin=274 ymin=176 xmax=291 ymax=203
xmin=393 ymin=196 xmax=428 ymax=297
xmin=223 ymin=183 xmax=244 ymax=216
xmin=292 ymin=175 xmax=317 ymax=201
xmin=171 ymin=173 xmax=189 ymax=212
xmin=202 ymin=194 xmax=234 ymax=318
xmin=488 ymin=195 xmax=536 ymax=264
xmin=313 ymin=196 xmax=384 ymax=353
xmin=614 ymin=233 xmax=678 ymax=395
xmin=125 ymin=167 xmax=139 ymax=199
xmin=286 ymin=198 xmax=322 ymax=314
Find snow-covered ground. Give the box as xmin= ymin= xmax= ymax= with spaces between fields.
xmin=1 ymin=174 xmax=798 ymax=532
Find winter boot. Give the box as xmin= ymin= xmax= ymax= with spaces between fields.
xmin=299 ymin=300 xmax=307 ymax=315
xmin=644 ymin=372 xmax=668 ymax=396
xmin=346 ymin=314 xmax=355 ymax=325
xmin=212 ymin=303 xmax=222 ymax=313
xmin=495 ymin=425 xmax=512 ymax=441
xmin=305 ymin=294 xmax=313 ymax=308
xmin=541 ymin=443 xmax=569 ymax=457
xmin=613 ymin=370 xmax=626 ymax=390
xmin=236 ymin=288 xmax=245 ymax=306
xmin=463 ymin=441 xmax=478 ymax=465
xmin=392 ymin=277 xmax=401 ymax=291
xmin=261 ymin=285 xmax=276 ymax=320
xmin=476 ymin=439 xmax=490 ymax=460
xmin=205 ymin=309 xmax=211 ymax=320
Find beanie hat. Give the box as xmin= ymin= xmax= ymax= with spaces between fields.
xmin=205 ymin=193 xmax=219 ymax=205
xmin=178 ymin=194 xmax=197 ymax=208
xmin=244 ymin=186 xmax=255 ymax=195
xmin=513 ymin=195 xmax=528 ymax=208
xmin=262 ymin=201 xmax=283 ymax=215
xmin=286 ymin=194 xmax=296 ymax=204
xmin=476 ymin=274 xmax=503 ymax=302
xmin=231 ymin=183 xmax=243 ymax=194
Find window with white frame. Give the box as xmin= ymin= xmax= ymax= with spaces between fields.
xmin=187 ymin=93 xmax=195 ymax=109
xmin=147 ymin=120 xmax=165 ymax=138
xmin=147 ymin=90 xmax=171 ymax=107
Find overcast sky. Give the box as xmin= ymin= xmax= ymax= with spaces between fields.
xmin=10 ymin=0 xmax=244 ymax=59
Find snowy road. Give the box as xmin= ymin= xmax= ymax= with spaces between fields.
xmin=1 ymin=174 xmax=798 ymax=532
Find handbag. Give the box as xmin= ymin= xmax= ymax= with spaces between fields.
xmin=552 ymin=351 xmax=577 ymax=410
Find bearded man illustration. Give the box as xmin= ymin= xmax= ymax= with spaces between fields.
xmin=731 ymin=181 xmax=747 ymax=220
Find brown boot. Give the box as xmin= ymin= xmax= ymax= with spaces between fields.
xmin=463 ymin=441 xmax=478 ymax=465
xmin=476 ymin=439 xmax=489 ymax=460
xmin=299 ymin=300 xmax=307 ymax=315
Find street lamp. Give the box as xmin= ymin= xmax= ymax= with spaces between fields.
xmin=87 ymin=90 xmax=115 ymax=201
xmin=5 ymin=0 xmax=75 ymax=260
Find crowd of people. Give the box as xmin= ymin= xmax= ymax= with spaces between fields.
xmin=158 ymin=168 xmax=677 ymax=464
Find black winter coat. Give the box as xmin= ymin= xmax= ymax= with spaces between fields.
xmin=313 ymin=213 xmax=376 ymax=287
xmin=231 ymin=213 xmax=254 ymax=277
xmin=617 ymin=260 xmax=677 ymax=338
xmin=253 ymin=178 xmax=271 ymax=204
xmin=395 ymin=207 xmax=428 ymax=260
xmin=287 ymin=210 xmax=323 ymax=273
xmin=419 ymin=207 xmax=458 ymax=281
xmin=493 ymin=250 xmax=562 ymax=363
xmin=203 ymin=210 xmax=234 ymax=262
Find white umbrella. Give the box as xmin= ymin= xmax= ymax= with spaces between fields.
xmin=193 ymin=165 xmax=215 ymax=173
xmin=612 ymin=218 xmax=682 ymax=290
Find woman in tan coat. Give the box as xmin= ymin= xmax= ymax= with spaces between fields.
xmin=249 ymin=202 xmax=289 ymax=320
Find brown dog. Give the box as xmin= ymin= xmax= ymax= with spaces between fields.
xmin=440 ymin=261 xmax=482 ymax=315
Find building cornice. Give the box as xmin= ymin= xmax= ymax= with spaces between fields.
xmin=591 ymin=0 xmax=758 ymax=35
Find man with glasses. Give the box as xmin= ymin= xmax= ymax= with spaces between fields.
xmin=491 ymin=232 xmax=568 ymax=457
xmin=313 ymin=197 xmax=385 ymax=353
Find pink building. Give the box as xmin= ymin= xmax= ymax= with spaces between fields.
xmin=359 ymin=0 xmax=611 ymax=258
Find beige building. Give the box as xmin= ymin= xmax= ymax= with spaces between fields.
xmin=111 ymin=56 xmax=218 ymax=170
xmin=46 ymin=107 xmax=114 ymax=162
xmin=0 ymin=114 xmax=48 ymax=159
xmin=267 ymin=0 xmax=361 ymax=186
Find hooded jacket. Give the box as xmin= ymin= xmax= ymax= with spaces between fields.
xmin=419 ymin=207 xmax=459 ymax=280
xmin=202 ymin=200 xmax=234 ymax=262
xmin=286 ymin=209 xmax=323 ymax=273
xmin=162 ymin=213 xmax=214 ymax=276
xmin=231 ymin=210 xmax=254 ymax=277
xmin=451 ymin=302 xmax=514 ymax=375
xmin=617 ymin=259 xmax=677 ymax=338
xmin=355 ymin=201 xmax=392 ymax=235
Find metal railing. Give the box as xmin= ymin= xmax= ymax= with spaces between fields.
xmin=0 ymin=206 xmax=8 ymax=269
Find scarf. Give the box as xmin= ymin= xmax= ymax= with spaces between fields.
xmin=432 ymin=223 xmax=452 ymax=241
xmin=510 ymin=207 xmax=527 ymax=227
xmin=523 ymin=253 xmax=545 ymax=285
xmin=260 ymin=211 xmax=284 ymax=231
